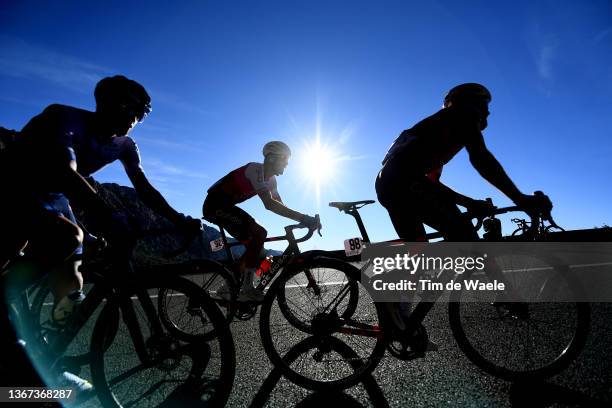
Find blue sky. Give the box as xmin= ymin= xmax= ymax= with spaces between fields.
xmin=1 ymin=1 xmax=611 ymax=250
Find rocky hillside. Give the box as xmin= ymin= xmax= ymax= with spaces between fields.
xmin=77 ymin=181 xmax=278 ymax=265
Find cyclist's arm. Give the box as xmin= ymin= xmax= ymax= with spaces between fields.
xmin=440 ymin=183 xmax=477 ymax=208
xmin=19 ymin=106 xmax=107 ymax=214
xmin=49 ymin=156 xmax=114 ymax=219
xmin=257 ymin=190 xmax=304 ymax=222
xmin=425 ymin=166 xmax=472 ymax=207
xmin=465 ymin=133 xmax=523 ymax=202
xmin=120 ymin=138 xmax=184 ymax=225
xmin=269 ymin=177 xmax=284 ymax=203
xmin=126 ymin=168 xmax=184 ymax=225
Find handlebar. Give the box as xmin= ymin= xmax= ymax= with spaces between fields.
xmin=467 ymin=204 xmax=520 ymax=232
xmin=465 ymin=191 xmax=560 ymax=237
xmin=283 ymin=214 xmax=322 ymax=244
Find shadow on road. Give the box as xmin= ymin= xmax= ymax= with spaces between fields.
xmin=249 ymin=364 xmax=389 ymax=408
xmin=250 ymin=337 xmax=389 ymax=408
xmin=510 ymin=381 xmax=611 ymax=408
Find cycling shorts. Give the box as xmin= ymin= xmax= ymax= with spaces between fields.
xmin=202 ymin=194 xmax=257 ymax=244
xmin=375 ymin=171 xmax=477 ymax=241
xmin=40 ymin=193 xmax=82 ymax=255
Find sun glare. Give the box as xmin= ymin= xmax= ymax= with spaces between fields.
xmin=299 ymin=139 xmax=339 ymax=204
xmin=304 ymin=142 xmax=336 ymax=182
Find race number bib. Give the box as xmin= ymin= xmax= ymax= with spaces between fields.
xmin=344 ymin=237 xmax=363 ymax=257
xmin=210 ymin=238 xmax=225 ymax=252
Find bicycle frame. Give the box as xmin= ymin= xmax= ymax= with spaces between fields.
xmin=212 ymin=222 xmax=319 ymax=292
xmin=14 ymin=257 xmax=165 ymax=370
xmin=327 ymin=199 xmax=554 ymax=337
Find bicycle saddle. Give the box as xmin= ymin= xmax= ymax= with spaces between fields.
xmin=329 ymin=200 xmax=375 ymax=211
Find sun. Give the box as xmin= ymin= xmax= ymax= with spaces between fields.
xmin=298 ymin=139 xmax=339 ymax=204
xmin=303 ymin=141 xmax=336 ymax=182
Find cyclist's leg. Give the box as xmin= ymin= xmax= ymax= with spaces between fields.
xmin=40 ymin=194 xmax=85 ymax=323
xmin=386 ymin=206 xmax=427 ymax=241
xmin=0 ymin=200 xmax=82 ymax=386
xmin=376 ymin=179 xmax=426 ymax=330
xmin=405 ymin=181 xmax=516 ymax=295
xmin=223 ymin=211 xmax=266 ymax=293
xmin=376 ymin=174 xmax=427 ymax=241
xmin=377 ymin=176 xmax=473 ymax=349
xmin=407 ymin=177 xmax=478 ymax=241
xmin=0 ymin=209 xmax=45 ymax=386
xmin=204 ymin=201 xmax=266 ymax=297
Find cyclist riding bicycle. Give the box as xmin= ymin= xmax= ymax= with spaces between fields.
xmin=0 ymin=75 xmax=199 ymax=389
xmin=203 ymin=141 xmax=320 ymax=302
xmin=375 ymin=83 xmax=552 ymax=331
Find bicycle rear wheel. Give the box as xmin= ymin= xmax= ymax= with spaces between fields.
xmin=90 ymin=275 xmax=235 ymax=408
xmin=449 ymin=253 xmax=590 ymax=381
xmin=260 ymin=257 xmax=386 ymax=391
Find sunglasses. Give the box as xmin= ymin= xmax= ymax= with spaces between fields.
xmin=117 ymin=100 xmax=152 ymax=122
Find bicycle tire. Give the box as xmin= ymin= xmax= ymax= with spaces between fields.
xmin=260 ymin=257 xmax=386 ymax=391
xmin=448 ymin=253 xmax=590 ymax=381
xmin=90 ymin=275 xmax=235 ymax=408
xmin=30 ymin=281 xmax=118 ymax=370
xmin=158 ymin=262 xmax=238 ymax=341
xmin=276 ymin=257 xmax=359 ymax=332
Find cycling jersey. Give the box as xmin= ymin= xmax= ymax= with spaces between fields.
xmin=207 ymin=162 xmax=280 ymax=205
xmin=13 ymin=104 xmax=142 ymax=180
xmin=2 ymin=104 xmax=144 ymax=254
xmin=376 ymin=104 xmax=484 ymax=242
xmin=380 ymin=104 xmax=483 ymax=180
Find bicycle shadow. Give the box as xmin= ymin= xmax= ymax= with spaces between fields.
xmin=510 ymin=380 xmax=610 ymax=408
xmin=92 ymin=340 xmax=229 ymax=407
xmin=249 ymin=337 xmax=389 ymax=408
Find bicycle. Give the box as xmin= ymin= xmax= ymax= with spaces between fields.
xmin=258 ymin=197 xmax=591 ymax=390
xmin=177 ymin=215 xmax=330 ymax=324
xmin=29 ymin=226 xmax=240 ymax=355
xmin=5 ymin=231 xmax=236 ymax=407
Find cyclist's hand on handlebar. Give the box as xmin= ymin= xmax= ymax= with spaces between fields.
xmin=301 ymin=214 xmax=322 ymax=235
xmin=515 ymin=191 xmax=553 ymax=219
xmin=175 ymin=214 xmax=203 ymax=237
xmin=83 ymin=231 xmax=107 ymax=253
xmin=466 ymin=198 xmax=496 ymax=218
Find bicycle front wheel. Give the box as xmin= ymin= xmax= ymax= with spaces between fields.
xmin=260 ymin=257 xmax=386 ymax=391
xmin=158 ymin=261 xmax=238 ymax=341
xmin=449 ymin=253 xmax=590 ymax=381
xmin=276 ymin=257 xmax=359 ymax=332
xmin=90 ymin=275 xmax=235 ymax=408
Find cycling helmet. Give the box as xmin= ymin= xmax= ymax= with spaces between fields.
xmin=444 ymin=83 xmax=491 ymax=106
xmin=263 ymin=141 xmax=291 ymax=157
xmin=94 ymin=75 xmax=152 ymax=121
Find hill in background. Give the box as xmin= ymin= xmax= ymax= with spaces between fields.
xmin=76 ymin=181 xmax=280 ymax=265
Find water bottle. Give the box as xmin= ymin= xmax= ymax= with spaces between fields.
xmin=256 ymin=256 xmax=273 ymax=277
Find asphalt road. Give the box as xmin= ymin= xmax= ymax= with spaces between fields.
xmin=33 ymin=277 xmax=611 ymax=408
xmin=224 ymin=302 xmax=612 ymax=408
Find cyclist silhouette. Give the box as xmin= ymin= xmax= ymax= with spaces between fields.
xmin=203 ymin=141 xmax=320 ymax=302
xmin=0 ymin=75 xmax=198 ymax=390
xmin=375 ymin=83 xmax=552 ymax=331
